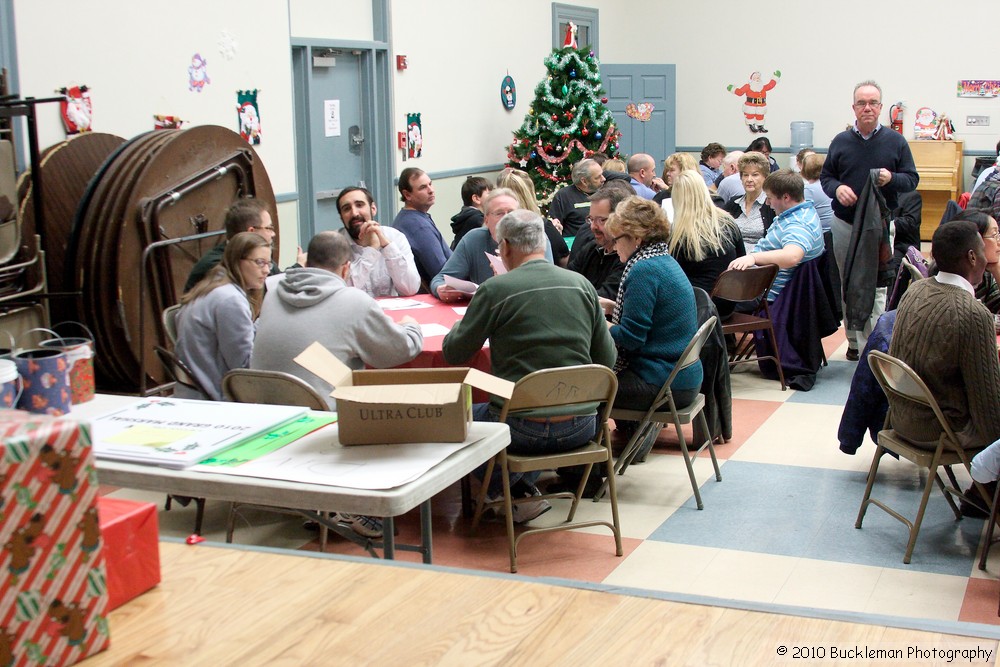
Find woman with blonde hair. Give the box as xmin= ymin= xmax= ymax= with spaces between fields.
xmin=653 ymin=152 xmax=699 ymax=208
xmin=497 ymin=167 xmax=570 ymax=265
xmin=668 ymin=171 xmax=745 ymax=317
xmin=603 ymin=196 xmax=702 ymax=428
xmin=175 ymin=231 xmax=272 ymax=400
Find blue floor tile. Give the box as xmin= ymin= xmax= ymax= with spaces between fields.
xmin=649 ymin=460 xmax=982 ymax=576
xmin=786 ymin=360 xmax=856 ymax=406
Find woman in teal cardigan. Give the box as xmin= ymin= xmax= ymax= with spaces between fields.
xmin=603 ymin=197 xmax=703 ymax=415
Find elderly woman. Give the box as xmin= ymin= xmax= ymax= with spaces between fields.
xmin=603 ymin=196 xmax=703 ymax=426
xmin=175 ymin=231 xmax=272 ymax=400
xmin=668 ymin=171 xmax=745 ymax=317
xmin=722 ymin=151 xmax=775 ymax=253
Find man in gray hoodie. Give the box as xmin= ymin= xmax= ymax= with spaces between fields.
xmin=251 ymin=231 xmax=424 ymax=410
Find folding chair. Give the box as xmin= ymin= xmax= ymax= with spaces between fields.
xmin=221 ymin=368 xmax=335 ymax=549
xmin=162 ymin=304 xmax=182 ymax=345
xmin=595 ymin=317 xmax=722 ymax=509
xmin=152 ymin=345 xmax=211 ymax=533
xmin=857 ymin=350 xmax=992 ymax=564
xmin=471 ymin=364 xmax=622 ymax=573
xmin=710 ymin=264 xmax=786 ymax=390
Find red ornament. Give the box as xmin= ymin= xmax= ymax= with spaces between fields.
xmin=551 ymin=114 xmax=558 ymax=121
xmin=545 ymin=144 xmax=553 ymax=150
xmin=562 ymin=134 xmax=569 ymax=140
xmin=582 ymin=129 xmax=589 ymax=136
xmin=601 ymin=97 xmax=608 ymax=103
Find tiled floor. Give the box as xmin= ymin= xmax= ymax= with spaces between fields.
xmin=103 ymin=328 xmax=1000 ymax=635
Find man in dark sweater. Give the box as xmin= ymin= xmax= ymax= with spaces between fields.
xmin=889 ymin=221 xmax=1000 ymax=451
xmin=184 ymin=198 xmax=281 ymax=292
xmin=449 ymin=176 xmax=491 ymax=250
xmin=821 ymin=80 xmax=919 ymax=359
xmin=392 ymin=167 xmax=451 ymax=288
xmin=548 ymin=158 xmax=606 ymax=237
xmin=567 ymin=183 xmax=629 ymax=299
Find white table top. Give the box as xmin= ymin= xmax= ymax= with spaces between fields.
xmin=68 ymin=395 xmax=510 ymax=518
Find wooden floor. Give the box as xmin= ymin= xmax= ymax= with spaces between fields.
xmin=83 ymin=542 xmax=997 ymax=666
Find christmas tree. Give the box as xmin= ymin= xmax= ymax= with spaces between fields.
xmin=504 ymin=23 xmax=622 ymax=200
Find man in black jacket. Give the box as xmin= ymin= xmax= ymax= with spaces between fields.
xmin=567 ymin=183 xmax=631 ymax=299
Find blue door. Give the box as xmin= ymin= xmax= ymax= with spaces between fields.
xmin=601 ymin=65 xmax=676 ymax=166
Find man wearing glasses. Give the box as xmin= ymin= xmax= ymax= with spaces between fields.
xmin=821 ymin=80 xmax=919 ymax=360
xmin=184 ymin=198 xmax=281 ymax=292
xmin=567 ymin=184 xmax=630 ymax=300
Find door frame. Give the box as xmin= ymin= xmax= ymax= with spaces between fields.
xmin=291 ymin=37 xmax=394 ymax=244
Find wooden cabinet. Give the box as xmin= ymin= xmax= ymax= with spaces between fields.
xmin=909 ymin=140 xmax=963 ymax=240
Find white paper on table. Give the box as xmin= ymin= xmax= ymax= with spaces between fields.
xmin=443 ymin=275 xmax=478 ymax=295
xmin=485 ymin=252 xmax=507 ymax=275
xmin=208 ymin=429 xmax=487 ymax=489
xmin=452 ymin=306 xmax=468 ymax=316
xmin=378 ymin=298 xmax=433 ymax=311
xmin=420 ymin=322 xmax=451 ymax=338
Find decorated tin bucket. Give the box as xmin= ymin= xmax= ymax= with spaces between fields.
xmin=13 ymin=348 xmax=71 ymax=416
xmin=0 ymin=358 xmax=21 ymax=408
xmin=31 ymin=323 xmax=96 ymax=404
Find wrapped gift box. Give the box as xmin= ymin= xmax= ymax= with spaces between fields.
xmin=97 ymin=497 xmax=160 ymax=610
xmin=0 ymin=410 xmax=110 ymax=665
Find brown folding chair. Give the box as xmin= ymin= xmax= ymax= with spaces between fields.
xmin=162 ymin=304 xmax=182 ymax=345
xmin=710 ymin=264 xmax=786 ymax=390
xmin=596 ymin=316 xmax=722 ymax=509
xmin=857 ymin=350 xmax=992 ymax=564
xmin=222 ymin=368 xmax=334 ymax=549
xmin=471 ymin=364 xmax=622 ymax=573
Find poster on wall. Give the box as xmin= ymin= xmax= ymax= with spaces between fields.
xmin=407 ymin=113 xmax=422 ymax=158
xmin=726 ymin=70 xmax=781 ymax=134
xmin=60 ymin=85 xmax=93 ymax=135
xmin=236 ymin=90 xmax=261 ymax=145
xmin=501 ymin=75 xmax=516 ymax=110
xmin=957 ymin=80 xmax=1000 ymax=98
xmin=324 ymin=100 xmax=341 ymax=137
xmin=188 ymin=54 xmax=211 ymax=92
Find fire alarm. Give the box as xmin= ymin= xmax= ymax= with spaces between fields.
xmin=397 ymin=132 xmax=406 ymax=149
xmin=396 ymin=55 xmax=408 ymax=71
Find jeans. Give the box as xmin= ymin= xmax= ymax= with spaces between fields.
xmin=472 ymin=402 xmax=597 ymax=495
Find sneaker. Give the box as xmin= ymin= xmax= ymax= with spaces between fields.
xmin=510 ymin=491 xmax=552 ymax=524
xmin=333 ymin=513 xmax=383 ymax=538
xmin=845 ymin=348 xmax=860 ymax=361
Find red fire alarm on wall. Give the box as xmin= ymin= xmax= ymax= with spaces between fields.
xmin=397 ymin=132 xmax=406 ymax=149
xmin=396 ymin=55 xmax=408 ymax=71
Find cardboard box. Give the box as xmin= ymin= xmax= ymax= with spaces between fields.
xmin=97 ymin=498 xmax=160 ymax=611
xmin=294 ymin=343 xmax=513 ymax=446
xmin=0 ymin=409 xmax=110 ymax=665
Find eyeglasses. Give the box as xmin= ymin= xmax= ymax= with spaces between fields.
xmin=245 ymin=258 xmax=271 ymax=269
xmin=611 ymin=234 xmax=629 ymax=246
xmin=257 ymin=226 xmax=275 ymax=232
xmin=587 ymin=215 xmax=609 ymax=225
xmin=853 ymin=101 xmax=882 ymax=109
xmin=986 ymin=230 xmax=1000 ymax=241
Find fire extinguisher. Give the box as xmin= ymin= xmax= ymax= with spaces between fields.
xmin=889 ymin=102 xmax=905 ymax=134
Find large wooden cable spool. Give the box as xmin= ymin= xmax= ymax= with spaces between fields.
xmin=17 ymin=132 xmax=126 ymax=323
xmin=69 ymin=126 xmax=278 ymax=392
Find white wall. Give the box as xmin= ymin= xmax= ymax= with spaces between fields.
xmin=601 ymin=0 xmax=1000 ymax=164
xmin=10 ymin=0 xmax=1000 ymax=256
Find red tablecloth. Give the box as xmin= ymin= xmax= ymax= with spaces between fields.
xmin=379 ymin=294 xmax=492 ymax=401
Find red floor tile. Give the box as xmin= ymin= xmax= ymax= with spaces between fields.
xmin=639 ymin=398 xmax=781 ymax=460
xmin=958 ymin=577 xmax=1000 ymax=625
xmin=823 ymin=327 xmax=847 ymax=359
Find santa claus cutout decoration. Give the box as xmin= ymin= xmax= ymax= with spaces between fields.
xmin=60 ymin=85 xmax=93 ymax=135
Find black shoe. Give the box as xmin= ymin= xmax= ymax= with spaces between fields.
xmin=845 ymin=348 xmax=860 ymax=361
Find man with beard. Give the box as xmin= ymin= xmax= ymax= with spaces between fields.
xmin=335 ymin=186 xmax=421 ymax=297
